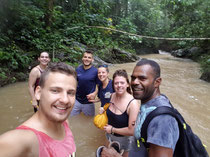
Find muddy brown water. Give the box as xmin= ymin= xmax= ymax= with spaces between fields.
xmin=0 ymin=53 xmax=209 ymax=156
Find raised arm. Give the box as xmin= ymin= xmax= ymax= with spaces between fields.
xmin=0 ymin=129 xmax=38 ymax=157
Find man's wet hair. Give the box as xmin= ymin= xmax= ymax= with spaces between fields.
xmin=84 ymin=49 xmax=94 ymax=55
xmin=39 ymin=62 xmax=77 ymax=87
xmin=136 ymin=59 xmax=161 ymax=79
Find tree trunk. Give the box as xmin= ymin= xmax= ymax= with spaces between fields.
xmin=124 ymin=0 xmax=128 ymax=17
xmin=45 ymin=0 xmax=54 ymax=28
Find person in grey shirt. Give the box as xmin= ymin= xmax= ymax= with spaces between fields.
xmin=101 ymin=59 xmax=179 ymax=157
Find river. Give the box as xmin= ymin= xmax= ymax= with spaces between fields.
xmin=0 ymin=53 xmax=209 ymax=156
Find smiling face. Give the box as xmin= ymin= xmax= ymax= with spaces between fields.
xmin=82 ymin=52 xmax=94 ymax=68
xmin=98 ymin=67 xmax=109 ymax=82
xmin=113 ymin=76 xmax=129 ymax=95
xmin=35 ymin=72 xmax=77 ymax=123
xmin=131 ymin=64 xmax=161 ymax=103
xmin=38 ymin=52 xmax=50 ymax=66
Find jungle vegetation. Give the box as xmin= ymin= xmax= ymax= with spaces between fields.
xmin=0 ymin=0 xmax=209 ymax=86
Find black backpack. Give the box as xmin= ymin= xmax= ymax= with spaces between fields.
xmin=141 ymin=106 xmax=209 ymax=157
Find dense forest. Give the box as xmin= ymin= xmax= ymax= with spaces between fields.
xmin=0 ymin=0 xmax=210 ymax=86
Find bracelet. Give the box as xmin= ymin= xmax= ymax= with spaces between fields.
xmin=111 ymin=126 xmax=114 ymax=134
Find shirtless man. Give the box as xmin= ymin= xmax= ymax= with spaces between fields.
xmin=28 ymin=51 xmax=50 ymax=112
xmin=0 ymin=62 xmax=77 ymax=157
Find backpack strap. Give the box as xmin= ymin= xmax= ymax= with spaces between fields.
xmin=141 ymin=106 xmax=180 ymax=148
xmin=140 ymin=106 xmax=209 ymax=157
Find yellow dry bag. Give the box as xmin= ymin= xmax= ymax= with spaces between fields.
xmin=93 ymin=103 xmax=110 ymax=130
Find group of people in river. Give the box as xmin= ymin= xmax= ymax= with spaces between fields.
xmin=0 ymin=50 xmax=185 ymax=157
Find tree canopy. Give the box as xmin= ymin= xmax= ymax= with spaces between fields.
xmin=0 ymin=0 xmax=209 ymax=86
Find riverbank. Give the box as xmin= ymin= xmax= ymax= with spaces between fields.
xmin=170 ymin=47 xmax=210 ymax=82
xmin=1 ymin=49 xmax=210 ymax=88
xmin=0 ymin=47 xmax=140 ymax=87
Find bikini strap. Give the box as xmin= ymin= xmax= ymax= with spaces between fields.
xmin=126 ymin=98 xmax=135 ymax=111
xmin=36 ymin=66 xmax=43 ymax=73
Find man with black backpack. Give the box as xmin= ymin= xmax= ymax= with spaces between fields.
xmin=130 ymin=59 xmax=179 ymax=157
xmin=101 ymin=59 xmax=208 ymax=157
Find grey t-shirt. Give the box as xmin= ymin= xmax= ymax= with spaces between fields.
xmin=145 ymin=95 xmax=179 ymax=151
xmin=130 ymin=95 xmax=179 ymax=157
xmin=147 ymin=114 xmax=179 ymax=150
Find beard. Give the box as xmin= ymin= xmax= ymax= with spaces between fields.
xmin=39 ymin=103 xmax=71 ymax=124
xmin=132 ymin=85 xmax=156 ymax=103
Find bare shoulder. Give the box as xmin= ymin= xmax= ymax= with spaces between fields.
xmin=29 ymin=66 xmax=40 ymax=76
xmin=29 ymin=66 xmax=40 ymax=83
xmin=128 ymin=98 xmax=140 ymax=113
xmin=0 ymin=129 xmax=38 ymax=157
xmin=31 ymin=66 xmax=40 ymax=73
xmin=130 ymin=97 xmax=140 ymax=107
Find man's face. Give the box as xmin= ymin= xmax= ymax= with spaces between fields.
xmin=35 ymin=72 xmax=77 ymax=123
xmin=131 ymin=65 xmax=158 ymax=103
xmin=82 ymin=52 xmax=93 ymax=67
xmin=38 ymin=52 xmax=50 ymax=66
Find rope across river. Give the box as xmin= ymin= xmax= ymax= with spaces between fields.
xmin=69 ymin=25 xmax=210 ymax=41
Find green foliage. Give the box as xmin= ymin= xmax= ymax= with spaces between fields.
xmin=163 ymin=0 xmax=210 ymax=41
xmin=15 ymin=72 xmax=27 ymax=81
xmin=0 ymin=0 xmax=209 ymax=85
xmin=0 ymin=71 xmax=7 ymax=80
xmin=200 ymin=55 xmax=210 ymax=73
xmin=0 ymin=45 xmax=31 ymax=70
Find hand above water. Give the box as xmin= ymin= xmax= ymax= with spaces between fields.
xmin=101 ymin=147 xmax=122 ymax=157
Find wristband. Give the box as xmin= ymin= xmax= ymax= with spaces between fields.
xmin=111 ymin=126 xmax=114 ymax=134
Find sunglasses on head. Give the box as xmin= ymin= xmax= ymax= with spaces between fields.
xmin=98 ymin=64 xmax=108 ymax=68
